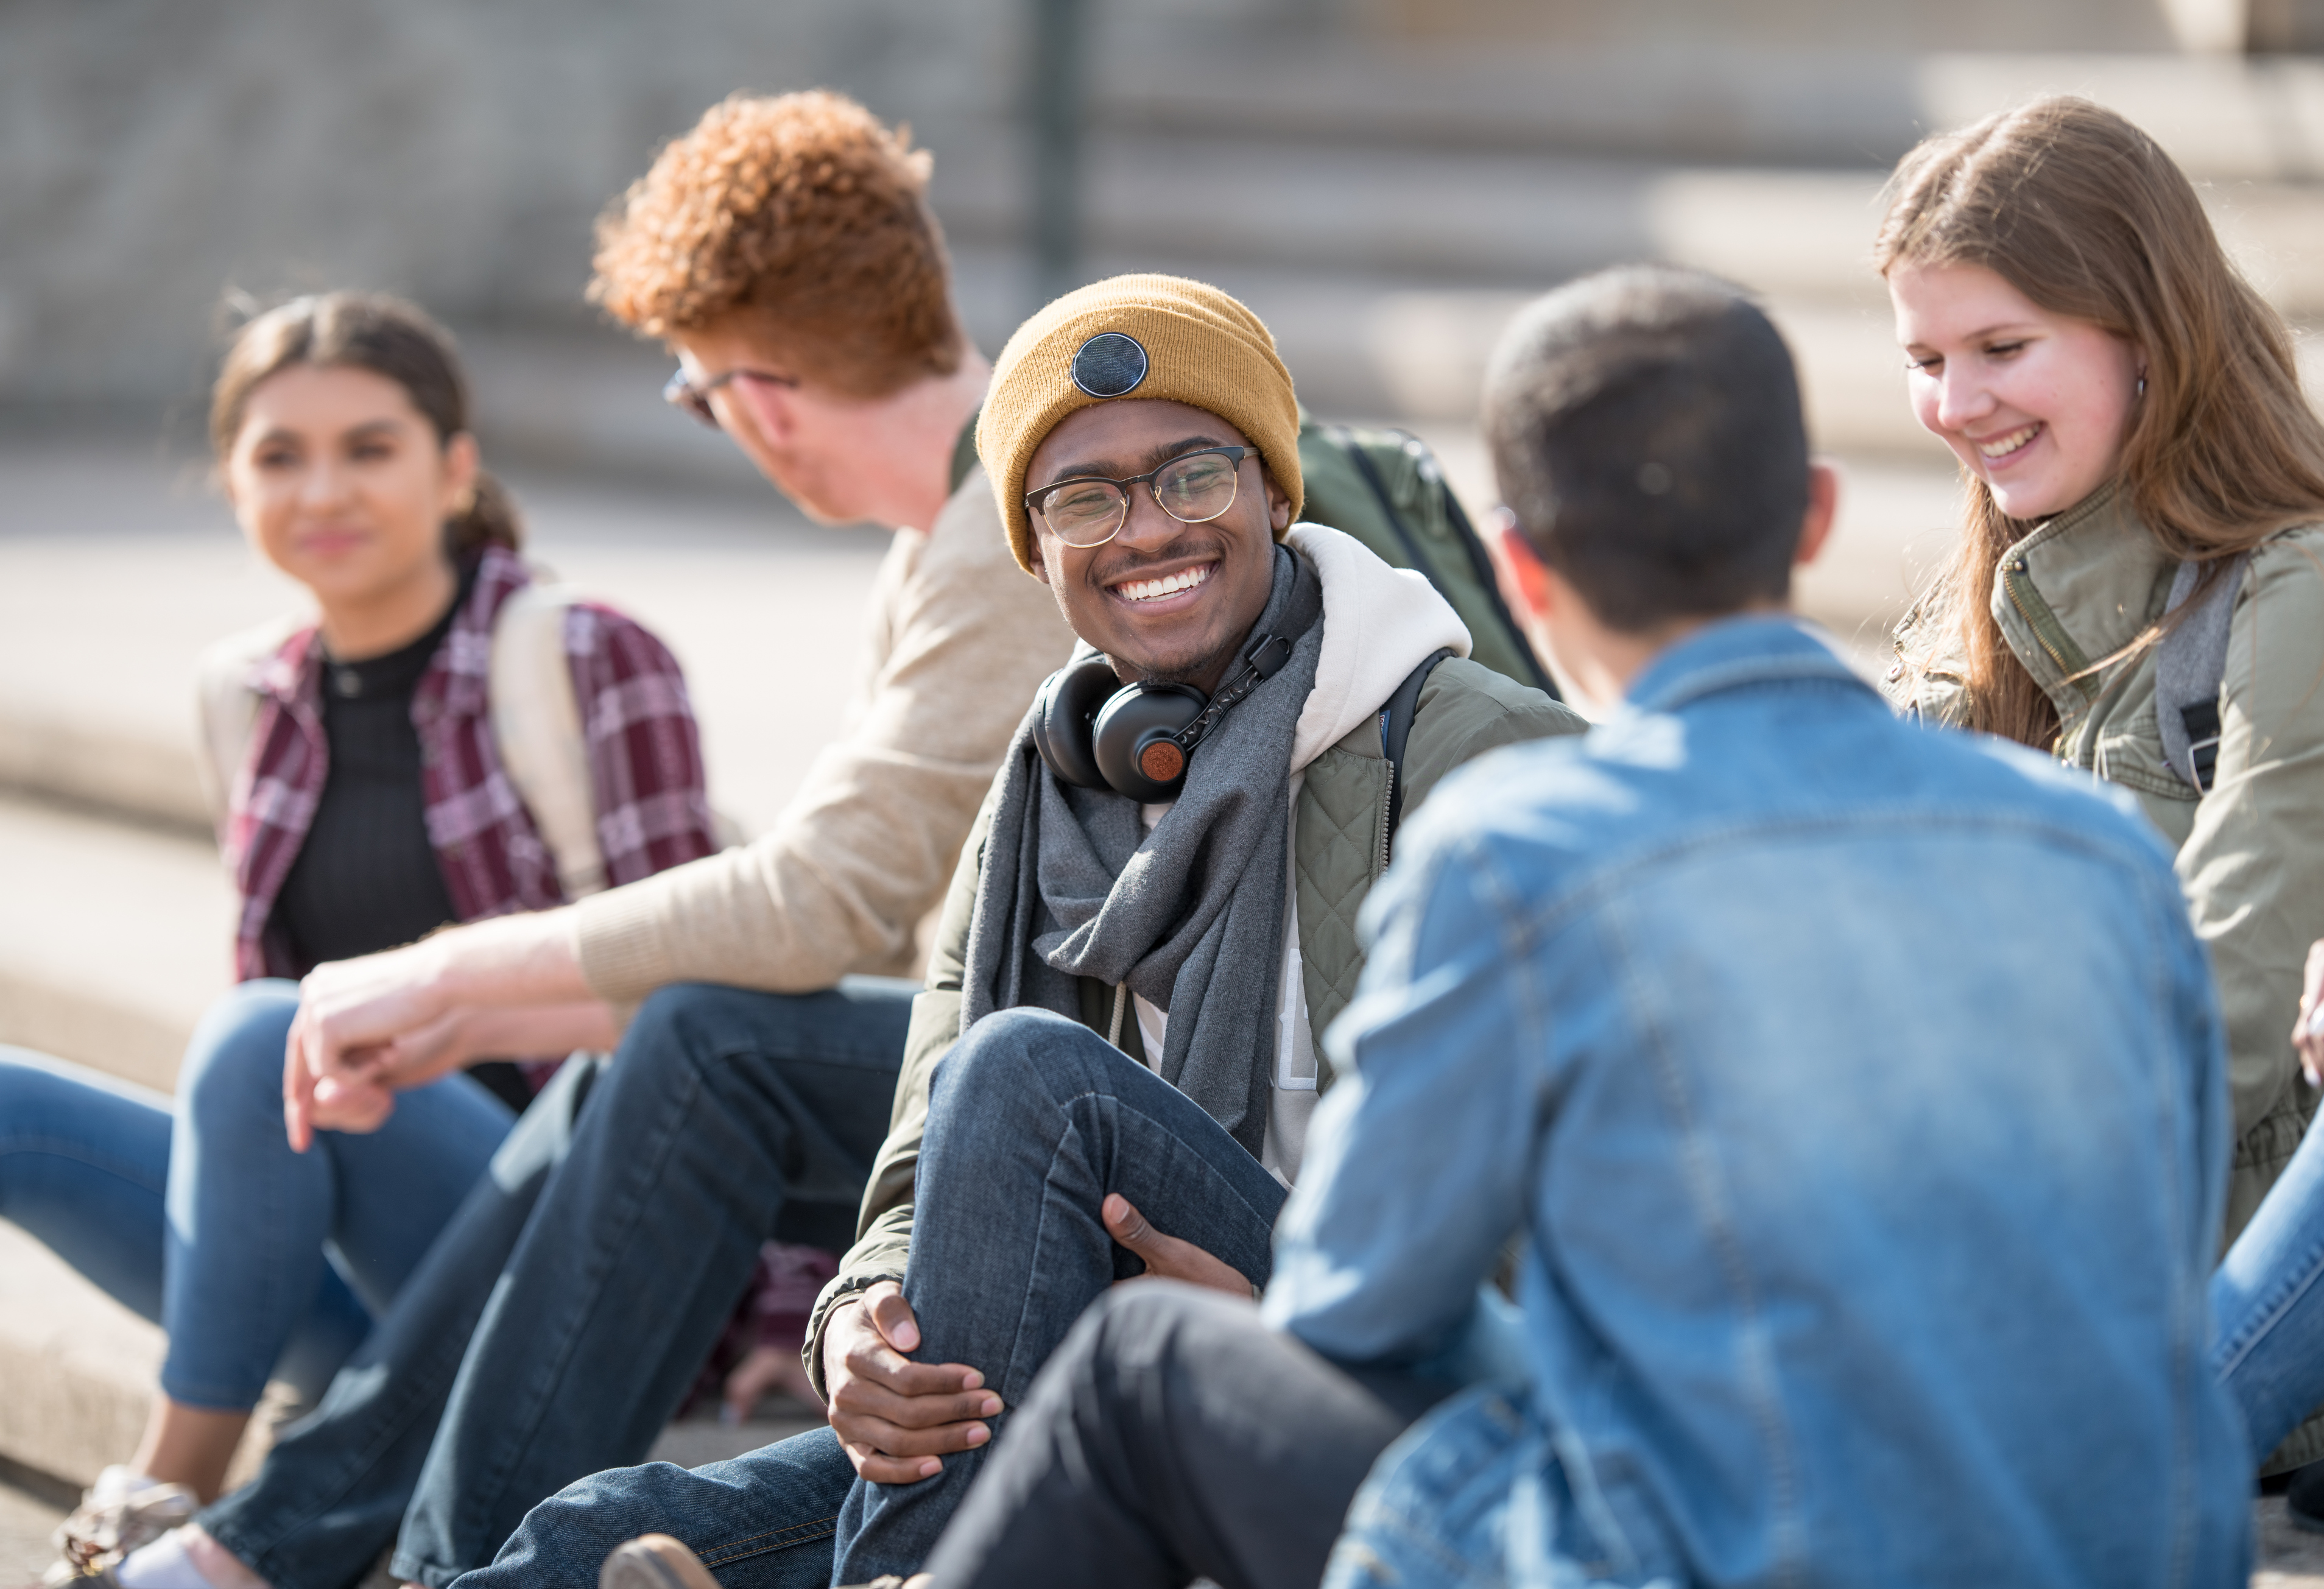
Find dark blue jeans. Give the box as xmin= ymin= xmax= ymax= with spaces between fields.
xmin=196 ymin=979 xmax=912 ymax=1589
xmin=462 ymin=1008 xmax=1287 ymax=1589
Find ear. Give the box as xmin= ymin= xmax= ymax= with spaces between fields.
xmin=1028 ymin=527 xmax=1054 ymax=588
xmin=1262 ymin=467 xmax=1292 ymax=534
xmin=1488 ymin=510 xmax=1554 ymax=624
xmin=1794 ymin=459 xmax=1840 ymax=571
xmin=441 ymin=431 xmax=482 ymax=516
xmin=727 ymin=373 xmax=800 ymax=445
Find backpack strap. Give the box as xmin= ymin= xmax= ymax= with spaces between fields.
xmin=2155 ymin=554 xmax=2247 ymax=795
xmin=1381 ymin=647 xmax=1455 ymax=852
xmin=488 ymin=584 xmax=609 ymax=898
xmin=193 ymin=618 xmax=303 ymax=835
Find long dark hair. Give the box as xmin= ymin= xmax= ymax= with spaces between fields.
xmin=1876 ymin=95 xmax=2324 ymax=748
xmin=211 ymin=292 xmax=522 ymax=555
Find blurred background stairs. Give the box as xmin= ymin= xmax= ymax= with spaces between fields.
xmin=7 ymin=1 xmax=2324 ymax=1576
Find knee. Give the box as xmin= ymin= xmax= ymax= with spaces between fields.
xmin=176 ymin=980 xmax=301 ymax=1130
xmin=613 ymin=983 xmax=764 ymax=1098
xmin=931 ymin=1007 xmax=1107 ymax=1121
xmin=1080 ymin=1282 xmax=1236 ymax=1376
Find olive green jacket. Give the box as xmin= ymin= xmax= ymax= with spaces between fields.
xmin=801 ymin=656 xmax=1580 ymax=1395
xmin=1889 ymin=485 xmax=2324 ymax=1255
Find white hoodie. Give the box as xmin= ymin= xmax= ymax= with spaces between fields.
xmin=1132 ymin=523 xmax=1471 ymax=1183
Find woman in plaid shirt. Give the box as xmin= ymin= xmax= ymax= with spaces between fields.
xmin=0 ymin=294 xmax=718 ymax=1551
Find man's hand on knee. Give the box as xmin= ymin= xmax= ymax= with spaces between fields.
xmin=823 ymin=1281 xmax=1001 ymax=1484
xmin=1104 ymin=1194 xmax=1254 ymax=1298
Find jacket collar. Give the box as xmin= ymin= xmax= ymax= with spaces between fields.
xmin=1987 ymin=481 xmax=2174 ymax=710
xmin=244 ymin=545 xmax=530 ymax=721
xmin=1624 ymin=615 xmax=1867 ymax=716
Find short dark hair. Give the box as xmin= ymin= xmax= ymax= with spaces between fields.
xmin=1483 ymin=266 xmax=1808 ymax=632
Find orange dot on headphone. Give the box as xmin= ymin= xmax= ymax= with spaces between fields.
xmin=1139 ymin=742 xmax=1185 ymax=783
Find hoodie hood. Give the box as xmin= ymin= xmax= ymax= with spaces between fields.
xmin=1284 ymin=522 xmax=1471 ymax=774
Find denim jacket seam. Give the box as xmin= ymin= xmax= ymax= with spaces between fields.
xmin=1601 ymin=900 xmax=1808 ymax=1580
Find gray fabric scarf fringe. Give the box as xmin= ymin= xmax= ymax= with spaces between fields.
xmin=960 ymin=544 xmax=1325 ymax=1155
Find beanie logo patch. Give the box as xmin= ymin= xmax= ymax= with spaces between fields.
xmin=1070 ymin=333 xmax=1149 ymax=400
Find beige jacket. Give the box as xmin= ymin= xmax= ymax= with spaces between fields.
xmin=1889 ymin=485 xmax=2324 ymax=1259
xmin=572 ymin=466 xmax=1077 ymax=1001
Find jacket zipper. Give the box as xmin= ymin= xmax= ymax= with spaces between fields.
xmin=1376 ymin=760 xmax=1396 ymax=877
xmin=2001 ymin=559 xmax=2074 ymax=677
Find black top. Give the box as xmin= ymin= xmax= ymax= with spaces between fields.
xmin=270 ymin=565 xmax=473 ymax=975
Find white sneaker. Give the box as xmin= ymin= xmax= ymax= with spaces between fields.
xmin=46 ymin=1468 xmax=197 ymax=1582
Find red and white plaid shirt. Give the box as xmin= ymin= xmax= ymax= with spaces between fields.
xmin=222 ymin=546 xmax=718 ymax=981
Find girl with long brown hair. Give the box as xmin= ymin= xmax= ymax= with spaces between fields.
xmin=1882 ymin=94 xmax=2324 ymax=1463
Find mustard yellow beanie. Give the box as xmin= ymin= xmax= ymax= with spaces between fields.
xmin=979 ymin=273 xmax=1302 ymax=574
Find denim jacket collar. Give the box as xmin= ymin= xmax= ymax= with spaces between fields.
xmin=1624 ymin=614 xmax=1867 ymax=717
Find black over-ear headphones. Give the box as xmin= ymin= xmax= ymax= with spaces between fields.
xmin=1032 ymin=632 xmax=1295 ymax=803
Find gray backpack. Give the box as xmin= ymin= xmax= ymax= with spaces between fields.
xmin=2155 ymin=555 xmax=2249 ymax=794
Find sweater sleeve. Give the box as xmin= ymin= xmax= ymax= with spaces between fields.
xmin=569 ymin=474 xmax=1076 ymax=1001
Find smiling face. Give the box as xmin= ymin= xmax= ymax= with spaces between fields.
xmin=1025 ymin=398 xmax=1291 ymax=692
xmin=224 ymin=362 xmax=472 ymax=650
xmin=1889 ymin=259 xmax=2143 ymax=521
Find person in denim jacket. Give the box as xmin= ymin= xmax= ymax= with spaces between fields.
xmin=897 ymin=266 xmax=2253 ymax=1588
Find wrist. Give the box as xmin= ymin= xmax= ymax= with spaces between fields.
xmin=426 ymin=910 xmax=583 ymax=1007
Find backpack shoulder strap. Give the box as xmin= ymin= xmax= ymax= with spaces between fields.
xmin=1381 ymin=647 xmax=1456 ymax=850
xmin=2155 ymin=554 xmax=2248 ymax=794
xmin=488 ymin=583 xmax=609 ymax=897
xmin=193 ymin=617 xmax=303 ymax=833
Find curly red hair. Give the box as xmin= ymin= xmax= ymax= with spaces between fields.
xmin=591 ymin=91 xmax=963 ymax=398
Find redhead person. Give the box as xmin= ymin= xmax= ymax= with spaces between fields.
xmin=0 ymin=293 xmax=716 ymax=1568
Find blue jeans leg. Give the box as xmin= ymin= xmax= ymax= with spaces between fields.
xmin=202 ymin=1052 xmax=599 ymax=1589
xmin=2213 ymin=1106 xmax=2324 ymax=1460
xmin=833 ymin=1008 xmax=1289 ymax=1582
xmin=453 ymin=1427 xmax=856 ymax=1589
xmin=0 ymin=1029 xmax=401 ymax=1410
xmin=0 ymin=1051 xmax=178 ymax=1324
xmin=202 ymin=980 xmax=911 ymax=1589
xmin=167 ymin=980 xmax=512 ymax=1409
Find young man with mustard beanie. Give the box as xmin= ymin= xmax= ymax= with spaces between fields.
xmin=451 ymin=275 xmax=1580 ymax=1589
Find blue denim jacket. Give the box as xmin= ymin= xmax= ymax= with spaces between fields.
xmin=1266 ymin=618 xmax=2250 ymax=1587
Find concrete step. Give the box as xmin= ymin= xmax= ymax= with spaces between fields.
xmin=0 ymin=794 xmax=230 ymax=1091
xmin=1082 ymin=41 xmax=2324 ymax=181
xmin=0 ymin=1218 xmax=817 ymax=1509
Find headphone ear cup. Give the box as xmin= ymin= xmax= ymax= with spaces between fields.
xmin=1032 ymin=657 xmax=1121 ymax=791
xmin=1092 ymin=682 xmax=1208 ymax=803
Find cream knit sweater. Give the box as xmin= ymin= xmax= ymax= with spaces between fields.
xmin=571 ymin=465 xmax=1077 ymax=1002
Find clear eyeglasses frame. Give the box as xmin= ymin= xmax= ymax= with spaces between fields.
xmin=661 ymin=365 xmax=800 ymax=429
xmin=1024 ymin=446 xmax=1259 ymax=549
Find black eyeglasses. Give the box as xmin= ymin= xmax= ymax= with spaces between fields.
xmin=662 ymin=365 xmax=799 ymax=429
xmin=1024 ymin=446 xmax=1259 ymax=548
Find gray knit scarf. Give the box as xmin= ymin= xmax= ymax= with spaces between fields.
xmin=960 ymin=545 xmax=1324 ymax=1155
